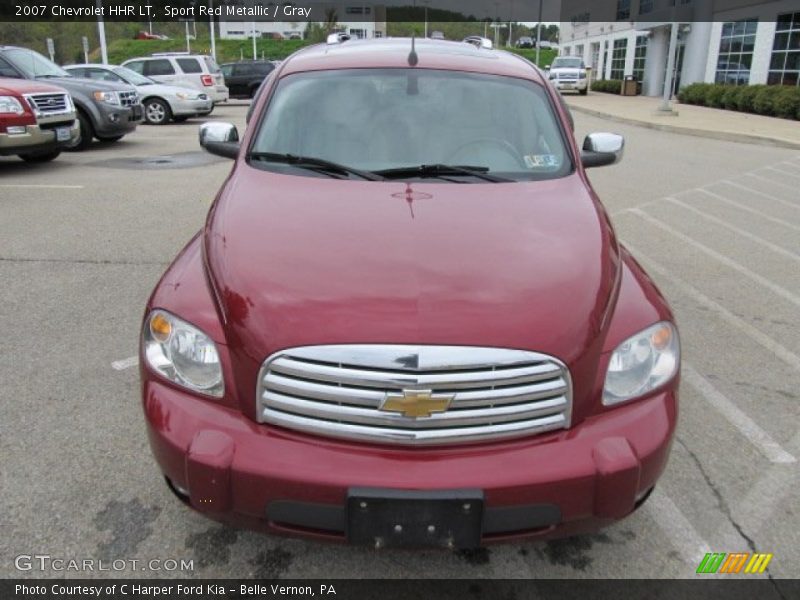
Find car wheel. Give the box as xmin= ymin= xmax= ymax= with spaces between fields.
xmin=144 ymin=98 xmax=171 ymax=125
xmin=66 ymin=111 xmax=94 ymax=151
xmin=18 ymin=150 xmax=61 ymax=162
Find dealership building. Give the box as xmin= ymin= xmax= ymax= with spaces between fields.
xmin=559 ymin=0 xmax=800 ymax=96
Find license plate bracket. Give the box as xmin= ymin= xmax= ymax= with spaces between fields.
xmin=56 ymin=126 xmax=71 ymax=141
xmin=346 ymin=488 xmax=483 ymax=549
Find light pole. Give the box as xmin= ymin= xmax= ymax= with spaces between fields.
xmin=209 ymin=0 xmax=216 ymax=60
xmin=252 ymin=22 xmax=257 ymax=60
xmin=422 ymin=0 xmax=430 ymax=38
xmin=96 ymin=0 xmax=108 ymax=64
xmin=535 ymin=0 xmax=543 ymax=67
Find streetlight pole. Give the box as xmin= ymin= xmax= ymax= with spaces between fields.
xmin=535 ymin=0 xmax=543 ymax=67
xmin=209 ymin=0 xmax=216 ymax=60
xmin=252 ymin=22 xmax=257 ymax=60
xmin=96 ymin=0 xmax=108 ymax=64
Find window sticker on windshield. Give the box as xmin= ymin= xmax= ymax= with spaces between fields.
xmin=524 ymin=154 xmax=560 ymax=169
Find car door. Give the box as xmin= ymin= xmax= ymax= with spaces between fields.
xmin=229 ymin=63 xmax=252 ymax=97
xmin=143 ymin=59 xmax=181 ymax=86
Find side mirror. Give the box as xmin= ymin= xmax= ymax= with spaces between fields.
xmin=199 ymin=122 xmax=240 ymax=159
xmin=581 ymin=132 xmax=624 ymax=168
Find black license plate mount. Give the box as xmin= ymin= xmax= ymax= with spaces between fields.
xmin=346 ymin=488 xmax=484 ymax=549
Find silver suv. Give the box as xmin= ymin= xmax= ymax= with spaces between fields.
xmin=122 ymin=53 xmax=228 ymax=104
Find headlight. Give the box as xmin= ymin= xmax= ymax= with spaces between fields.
xmin=579 ymin=71 xmax=587 ymax=79
xmin=0 ymin=95 xmax=25 ymax=115
xmin=549 ymin=73 xmax=557 ymax=80
xmin=603 ymin=321 xmax=679 ymax=406
xmin=143 ymin=310 xmax=224 ymax=397
xmin=93 ymin=90 xmax=120 ymax=105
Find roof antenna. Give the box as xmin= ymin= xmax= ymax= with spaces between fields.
xmin=408 ymin=33 xmax=418 ymax=66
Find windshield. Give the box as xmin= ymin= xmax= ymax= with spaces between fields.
xmin=113 ymin=66 xmax=153 ymax=85
xmin=251 ymin=69 xmax=571 ymax=182
xmin=5 ymin=48 xmax=69 ymax=78
xmin=203 ymin=56 xmax=221 ymax=74
xmin=552 ymin=58 xmax=584 ymax=69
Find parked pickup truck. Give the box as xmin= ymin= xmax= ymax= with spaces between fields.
xmin=0 ymin=77 xmax=78 ymax=162
xmin=0 ymin=46 xmax=143 ymax=150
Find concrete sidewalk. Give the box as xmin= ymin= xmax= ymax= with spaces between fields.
xmin=564 ymin=92 xmax=800 ymax=149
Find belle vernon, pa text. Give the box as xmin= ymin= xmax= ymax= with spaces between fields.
xmin=16 ymin=584 xmax=337 ymax=597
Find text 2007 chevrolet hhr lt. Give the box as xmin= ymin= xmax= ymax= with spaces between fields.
xmin=140 ymin=38 xmax=679 ymax=548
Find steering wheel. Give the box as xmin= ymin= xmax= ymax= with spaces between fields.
xmin=446 ymin=138 xmax=527 ymax=170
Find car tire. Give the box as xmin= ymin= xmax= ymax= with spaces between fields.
xmin=144 ymin=98 xmax=171 ymax=125
xmin=173 ymin=116 xmax=189 ymax=122
xmin=579 ymin=87 xmax=588 ymax=96
xmin=97 ymin=135 xmax=124 ymax=142
xmin=66 ymin=110 xmax=94 ymax=152
xmin=18 ymin=150 xmax=61 ymax=162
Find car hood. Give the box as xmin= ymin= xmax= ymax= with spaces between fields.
xmin=205 ymin=166 xmax=621 ymax=378
xmin=137 ymin=82 xmax=206 ymax=97
xmin=0 ymin=77 xmax=68 ymax=95
xmin=43 ymin=76 xmax=135 ymax=93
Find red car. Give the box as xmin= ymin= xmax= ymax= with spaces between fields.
xmin=140 ymin=38 xmax=679 ymax=548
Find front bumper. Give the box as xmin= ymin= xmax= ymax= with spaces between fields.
xmin=171 ymin=97 xmax=214 ymax=117
xmin=0 ymin=120 xmax=79 ymax=156
xmin=93 ymin=102 xmax=143 ymax=137
xmin=143 ymin=379 xmax=677 ymax=544
xmin=554 ymin=79 xmax=588 ymax=92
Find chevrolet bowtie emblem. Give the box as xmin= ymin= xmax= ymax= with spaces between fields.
xmin=380 ymin=389 xmax=453 ymax=418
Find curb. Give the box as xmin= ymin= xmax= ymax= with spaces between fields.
xmin=565 ymin=103 xmax=800 ymax=150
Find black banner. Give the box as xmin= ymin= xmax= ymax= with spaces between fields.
xmin=3 ymin=579 xmax=800 ymax=600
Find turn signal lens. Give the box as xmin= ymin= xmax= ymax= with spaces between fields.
xmin=149 ymin=312 xmax=172 ymax=342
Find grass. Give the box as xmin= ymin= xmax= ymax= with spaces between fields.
xmin=93 ymin=35 xmax=558 ymax=68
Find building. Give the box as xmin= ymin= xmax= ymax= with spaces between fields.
xmin=559 ymin=0 xmax=799 ymax=96
xmin=218 ymin=3 xmax=387 ymax=41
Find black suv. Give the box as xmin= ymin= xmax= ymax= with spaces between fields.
xmin=219 ymin=60 xmax=275 ymax=99
xmin=0 ymin=46 xmax=143 ymax=150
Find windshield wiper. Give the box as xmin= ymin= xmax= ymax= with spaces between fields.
xmin=374 ymin=164 xmax=512 ymax=183
xmin=249 ymin=152 xmax=383 ymax=181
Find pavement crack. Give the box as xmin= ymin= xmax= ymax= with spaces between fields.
xmin=676 ymin=436 xmax=782 ymax=592
xmin=0 ymin=256 xmax=169 ymax=266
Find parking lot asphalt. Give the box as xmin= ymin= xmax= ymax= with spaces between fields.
xmin=1 ymin=102 xmax=798 ymax=580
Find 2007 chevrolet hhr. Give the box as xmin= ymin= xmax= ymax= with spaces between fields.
xmin=140 ymin=36 xmax=679 ymax=549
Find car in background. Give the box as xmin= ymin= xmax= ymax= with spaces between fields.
xmin=122 ymin=53 xmax=229 ymax=104
xmin=429 ymin=31 xmax=445 ymax=40
xmin=547 ymin=56 xmax=588 ymax=95
xmin=141 ymin=37 xmax=679 ymax=548
xmin=0 ymin=76 xmax=79 ymax=162
xmin=220 ymin=60 xmax=275 ymax=99
xmin=0 ymin=46 xmax=142 ymax=150
xmin=516 ymin=36 xmax=534 ymax=49
xmin=65 ymin=64 xmax=213 ymax=125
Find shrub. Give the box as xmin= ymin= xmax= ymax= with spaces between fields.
xmin=753 ymin=86 xmax=776 ymax=116
xmin=721 ymin=86 xmax=743 ymax=111
xmin=591 ymin=79 xmax=623 ymax=94
xmin=772 ymin=86 xmax=800 ymax=120
xmin=676 ymin=83 xmax=799 ymax=120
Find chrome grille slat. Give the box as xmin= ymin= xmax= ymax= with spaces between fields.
xmin=119 ymin=90 xmax=138 ymax=107
xmin=26 ymin=93 xmax=69 ymax=113
xmin=269 ymin=357 xmax=562 ymax=390
xmin=264 ymin=391 xmax=568 ymax=429
xmin=256 ymin=345 xmax=572 ymax=446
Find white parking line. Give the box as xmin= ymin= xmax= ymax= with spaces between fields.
xmin=682 ymin=364 xmax=796 ymax=464
xmin=690 ymin=188 xmax=800 ymax=233
xmin=623 ymin=242 xmax=800 ymax=372
xmin=720 ymin=180 xmax=800 ymax=212
xmin=0 ymin=184 xmax=84 ymax=189
xmin=742 ymin=172 xmax=800 ymax=196
xmin=630 ymin=209 xmax=800 ymax=309
xmin=111 ymin=356 xmax=139 ymax=371
xmin=762 ymin=165 xmax=800 ymax=180
xmin=644 ymin=489 xmax=711 ymax=565
xmin=665 ymin=197 xmax=800 ymax=262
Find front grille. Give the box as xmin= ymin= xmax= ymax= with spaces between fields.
xmin=257 ymin=345 xmax=572 ymax=446
xmin=119 ymin=90 xmax=139 ymax=107
xmin=26 ymin=93 xmax=69 ymax=114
